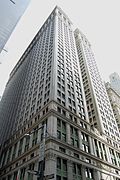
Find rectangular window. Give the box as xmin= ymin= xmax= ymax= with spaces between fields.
xmin=70 ymin=126 xmax=79 ymax=148
xmin=57 ymin=157 xmax=67 ymax=179
xmin=57 ymin=118 xmax=66 ymax=142
xmin=20 ymin=168 xmax=26 ymax=180
xmin=85 ymin=168 xmax=94 ymax=179
xmin=32 ymin=127 xmax=38 ymax=147
xmin=7 ymin=147 xmax=12 ymax=163
xmin=24 ymin=137 xmax=30 ymax=152
xmin=72 ymin=163 xmax=82 ymax=179
xmin=12 ymin=143 xmax=17 ymax=160
xmin=109 ymin=148 xmax=117 ymax=165
xmin=81 ymin=132 xmax=90 ymax=153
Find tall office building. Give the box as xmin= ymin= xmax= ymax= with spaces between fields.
xmin=74 ymin=29 xmax=119 ymax=143
xmin=106 ymin=82 xmax=120 ymax=131
xmin=0 ymin=0 xmax=30 ymax=53
xmin=0 ymin=6 xmax=120 ymax=180
xmin=109 ymin=72 xmax=120 ymax=96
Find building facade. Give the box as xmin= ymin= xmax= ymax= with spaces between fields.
xmin=109 ymin=72 xmax=120 ymax=96
xmin=106 ymin=82 xmax=120 ymax=131
xmin=0 ymin=0 xmax=30 ymax=53
xmin=0 ymin=6 xmax=120 ymax=180
xmin=74 ymin=29 xmax=120 ymax=144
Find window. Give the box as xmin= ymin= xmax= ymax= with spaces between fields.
xmin=116 ymin=152 xmax=120 ymax=167
xmin=32 ymin=127 xmax=38 ymax=146
xmin=12 ymin=143 xmax=17 ymax=160
xmin=57 ymin=119 xmax=66 ymax=142
xmin=7 ymin=147 xmax=12 ymax=163
xmin=20 ymin=168 xmax=26 ymax=180
xmin=85 ymin=168 xmax=94 ymax=179
xmin=13 ymin=171 xmax=18 ymax=180
xmin=72 ymin=163 xmax=82 ymax=179
xmin=81 ymin=132 xmax=90 ymax=153
xmin=70 ymin=126 xmax=79 ymax=148
xmin=24 ymin=137 xmax=30 ymax=152
xmin=57 ymin=157 xmax=67 ymax=179
xmin=27 ymin=163 xmax=35 ymax=180
xmin=109 ymin=148 xmax=117 ymax=165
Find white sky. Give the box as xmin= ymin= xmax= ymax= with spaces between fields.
xmin=0 ymin=0 xmax=120 ymax=96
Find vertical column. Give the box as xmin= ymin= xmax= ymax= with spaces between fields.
xmin=93 ymin=169 xmax=100 ymax=180
xmin=100 ymin=143 xmax=106 ymax=161
xmin=96 ymin=141 xmax=101 ymax=159
xmin=0 ymin=152 xmax=4 ymax=168
xmin=45 ymin=151 xmax=56 ymax=180
xmin=13 ymin=142 xmax=18 ymax=159
xmin=91 ymin=138 xmax=97 ymax=156
xmin=88 ymin=136 xmax=95 ymax=155
xmin=81 ymin=165 xmax=86 ymax=179
xmin=29 ymin=133 xmax=33 ymax=149
xmin=66 ymin=123 xmax=71 ymax=144
xmin=4 ymin=149 xmax=9 ymax=166
xmin=105 ymin=146 xmax=111 ymax=164
xmin=22 ymin=137 xmax=26 ymax=154
xmin=47 ymin=116 xmax=57 ymax=138
xmin=9 ymin=146 xmax=14 ymax=162
xmin=16 ymin=141 xmax=20 ymax=158
xmin=24 ymin=166 xmax=28 ymax=179
xmin=78 ymin=130 xmax=83 ymax=149
xmin=51 ymin=8 xmax=58 ymax=101
xmin=17 ymin=169 xmax=21 ymax=180
xmin=34 ymin=161 xmax=38 ymax=180
xmin=37 ymin=123 xmax=42 ymax=143
xmin=67 ymin=160 xmax=73 ymax=180
xmin=114 ymin=150 xmax=119 ymax=167
xmin=115 ymin=151 xmax=120 ymax=167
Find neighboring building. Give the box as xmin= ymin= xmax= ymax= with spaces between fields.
xmin=106 ymin=82 xmax=120 ymax=131
xmin=74 ymin=29 xmax=119 ymax=143
xmin=0 ymin=6 xmax=120 ymax=180
xmin=0 ymin=0 xmax=30 ymax=53
xmin=109 ymin=72 xmax=120 ymax=96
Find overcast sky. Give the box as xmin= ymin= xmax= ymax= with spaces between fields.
xmin=0 ymin=0 xmax=120 ymax=96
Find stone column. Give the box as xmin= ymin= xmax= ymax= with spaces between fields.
xmin=93 ymin=169 xmax=101 ymax=180
xmin=66 ymin=123 xmax=71 ymax=144
xmin=29 ymin=133 xmax=33 ymax=149
xmin=96 ymin=141 xmax=101 ymax=158
xmin=22 ymin=137 xmax=26 ymax=154
xmin=100 ymin=144 xmax=107 ymax=161
xmin=16 ymin=141 xmax=20 ymax=158
xmin=17 ymin=169 xmax=21 ymax=179
xmin=47 ymin=116 xmax=57 ymax=138
xmin=81 ymin=165 xmax=86 ymax=179
xmin=88 ymin=136 xmax=94 ymax=155
xmin=67 ymin=160 xmax=73 ymax=180
xmin=24 ymin=166 xmax=28 ymax=179
xmin=9 ymin=145 xmax=14 ymax=162
xmin=105 ymin=146 xmax=111 ymax=164
xmin=4 ymin=149 xmax=9 ymax=165
xmin=78 ymin=130 xmax=83 ymax=150
xmin=114 ymin=151 xmax=119 ymax=167
xmin=33 ymin=162 xmax=38 ymax=180
xmin=37 ymin=123 xmax=42 ymax=143
xmin=91 ymin=138 xmax=97 ymax=156
xmin=45 ymin=151 xmax=56 ymax=180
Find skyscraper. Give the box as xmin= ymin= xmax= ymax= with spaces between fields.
xmin=109 ymin=72 xmax=120 ymax=96
xmin=0 ymin=6 xmax=120 ymax=180
xmin=0 ymin=0 xmax=30 ymax=53
xmin=74 ymin=29 xmax=119 ymax=143
xmin=105 ymin=82 xmax=120 ymax=131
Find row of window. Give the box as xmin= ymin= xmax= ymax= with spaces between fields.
xmin=57 ymin=157 xmax=94 ymax=180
